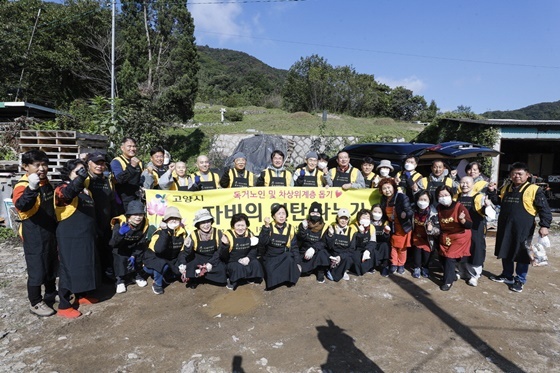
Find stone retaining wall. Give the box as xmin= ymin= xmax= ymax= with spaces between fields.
xmin=210 ymin=134 xmax=360 ymax=167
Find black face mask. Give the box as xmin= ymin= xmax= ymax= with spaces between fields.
xmin=309 ymin=215 xmax=322 ymax=223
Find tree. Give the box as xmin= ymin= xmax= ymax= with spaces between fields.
xmin=0 ymin=0 xmax=111 ymax=107
xmin=118 ymin=0 xmax=198 ymax=121
xmin=388 ymin=87 xmax=427 ymax=121
xmin=282 ymin=55 xmax=332 ymax=112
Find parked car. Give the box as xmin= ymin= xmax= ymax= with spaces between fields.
xmin=331 ymin=141 xmax=501 ymax=174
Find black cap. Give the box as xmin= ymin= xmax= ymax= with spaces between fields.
xmin=87 ymin=151 xmax=106 ymax=163
xmin=125 ymin=200 xmax=145 ymax=215
xmin=309 ymin=202 xmax=322 ymax=215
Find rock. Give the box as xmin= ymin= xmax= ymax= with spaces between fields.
xmin=181 ymin=359 xmax=197 ymax=373
xmin=12 ymin=362 xmax=26 ymax=370
xmin=257 ymin=357 xmax=268 ymax=366
xmin=127 ymin=353 xmax=138 ymax=359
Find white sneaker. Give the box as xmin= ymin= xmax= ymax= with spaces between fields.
xmin=468 ymin=277 xmax=478 ymax=287
xmin=116 ymin=283 xmax=127 ymax=294
xmin=135 ymin=278 xmax=148 ymax=287
xmin=342 ymin=272 xmax=350 ymax=281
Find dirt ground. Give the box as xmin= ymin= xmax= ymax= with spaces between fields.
xmin=1 ymin=229 xmax=559 ymax=373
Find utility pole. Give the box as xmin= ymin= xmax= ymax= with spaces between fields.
xmin=110 ymin=0 xmax=116 ymax=121
xmin=15 ymin=8 xmax=41 ymax=102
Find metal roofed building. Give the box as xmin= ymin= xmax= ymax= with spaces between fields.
xmin=0 ymin=101 xmax=62 ymax=123
xmin=440 ymin=118 xmax=560 ymax=208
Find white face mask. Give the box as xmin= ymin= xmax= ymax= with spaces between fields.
xmin=318 ymin=161 xmax=327 ymax=170
xmin=417 ymin=200 xmax=429 ymax=210
xmin=438 ymin=196 xmax=452 ymax=206
xmin=379 ymin=169 xmax=390 ymax=177
xmin=167 ymin=221 xmax=180 ymax=230
xmin=404 ymin=163 xmax=415 ymax=171
xmin=372 ymin=213 xmax=383 ymax=221
xmin=359 ymin=218 xmax=371 ymax=227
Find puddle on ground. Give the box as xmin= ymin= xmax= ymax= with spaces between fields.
xmin=203 ymin=285 xmax=264 ymax=316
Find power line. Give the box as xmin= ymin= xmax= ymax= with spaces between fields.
xmin=196 ymin=30 xmax=560 ymax=70
xmin=188 ymin=0 xmax=305 ymax=3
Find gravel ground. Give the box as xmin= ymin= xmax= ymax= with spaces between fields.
xmin=0 ymin=228 xmax=559 ymax=373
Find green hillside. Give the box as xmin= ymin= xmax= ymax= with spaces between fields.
xmin=197 ymin=46 xmax=287 ymax=107
xmin=482 ymin=100 xmax=560 ymax=120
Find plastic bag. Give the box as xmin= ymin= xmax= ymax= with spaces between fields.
xmin=529 ymin=243 xmax=549 ymax=267
xmin=537 ymin=235 xmax=551 ymax=248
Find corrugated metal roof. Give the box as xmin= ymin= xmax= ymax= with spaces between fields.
xmin=442 ymin=118 xmax=560 ymax=127
xmin=0 ymin=101 xmax=62 ymax=121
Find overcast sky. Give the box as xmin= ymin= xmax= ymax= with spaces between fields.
xmin=188 ymin=0 xmax=559 ymax=114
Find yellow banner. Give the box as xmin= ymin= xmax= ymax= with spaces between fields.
xmin=145 ymin=187 xmax=381 ymax=234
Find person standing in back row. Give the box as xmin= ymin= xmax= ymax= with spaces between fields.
xmin=220 ymin=152 xmax=255 ymax=188
xmin=417 ymin=159 xmax=458 ymax=207
xmin=257 ymin=150 xmax=292 ymax=187
xmin=111 ymin=137 xmax=143 ymax=212
xmin=324 ymin=151 xmax=365 ymax=190
xmin=292 ymin=151 xmax=325 ymax=187
xmin=188 ymin=155 xmax=221 ymax=191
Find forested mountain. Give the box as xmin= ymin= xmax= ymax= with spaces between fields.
xmin=482 ymin=100 xmax=560 ymax=120
xmin=197 ymin=45 xmax=287 ymax=107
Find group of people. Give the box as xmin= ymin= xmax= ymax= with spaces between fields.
xmin=13 ymin=136 xmax=552 ymax=319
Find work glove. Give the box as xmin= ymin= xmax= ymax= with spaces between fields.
xmin=127 ymin=256 xmax=135 ymax=271
xmin=183 ymin=234 xmax=192 ymax=248
xmin=194 ymin=175 xmax=201 ymax=185
xmin=362 ymin=251 xmax=371 ymax=262
xmin=301 ymin=220 xmax=308 ymax=229
xmin=178 ymin=264 xmax=187 ymax=283
xmin=329 ymin=256 xmax=341 ymax=268
xmin=299 ymin=169 xmax=305 ymax=177
xmin=328 ymin=226 xmax=334 ymax=237
xmin=76 ymin=167 xmax=88 ymax=181
xmin=358 ymin=225 xmax=365 ymax=234
xmin=195 ymin=264 xmax=207 ymax=277
xmin=238 ymin=257 xmax=250 ymax=266
xmin=205 ymin=263 xmax=213 ymax=273
xmin=304 ymin=248 xmax=315 ymax=260
xmin=28 ymin=173 xmax=40 ymax=190
xmin=250 ymin=236 xmax=259 ymax=246
xmin=119 ymin=223 xmax=131 ymax=235
xmin=159 ymin=221 xmax=167 ymax=229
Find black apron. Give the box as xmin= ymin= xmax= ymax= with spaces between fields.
xmin=364 ymin=174 xmax=375 ymax=188
xmin=225 ymin=230 xmax=263 ymax=282
xmin=232 ymin=170 xmax=250 ymax=188
xmin=143 ymin=230 xmax=184 ymax=274
xmin=332 ymin=170 xmax=351 ymax=187
xmin=302 ymin=174 xmax=319 ymax=187
xmin=297 ymin=227 xmax=330 ymax=273
xmin=21 ymin=184 xmax=58 ymax=287
xmin=196 ymin=173 xmax=218 ymax=190
xmin=269 ymin=169 xmax=288 ymax=186
xmin=494 ymin=183 xmax=535 ymax=263
xmin=187 ymin=230 xmax=227 ymax=283
xmin=57 ymin=192 xmax=99 ymax=294
xmin=261 ymin=225 xmax=300 ymax=288
xmin=327 ymin=227 xmax=354 ymax=281
xmin=458 ymin=194 xmax=486 ymax=266
xmin=112 ymin=221 xmax=147 ymax=278
xmin=350 ymin=227 xmax=375 ymax=275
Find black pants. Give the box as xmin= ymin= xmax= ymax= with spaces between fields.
xmin=440 ymin=256 xmax=465 ymax=285
xmin=413 ymin=247 xmax=431 ymax=269
xmin=27 ymin=280 xmax=56 ymax=306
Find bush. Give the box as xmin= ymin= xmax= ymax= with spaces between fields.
xmin=224 ymin=110 xmax=243 ymax=122
xmin=0 ymin=226 xmax=17 ymax=242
